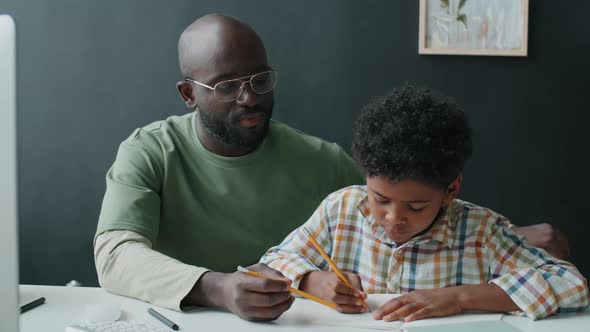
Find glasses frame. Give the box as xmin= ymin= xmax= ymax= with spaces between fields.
xmin=184 ymin=70 xmax=278 ymax=102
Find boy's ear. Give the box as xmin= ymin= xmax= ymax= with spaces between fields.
xmin=444 ymin=175 xmax=463 ymax=204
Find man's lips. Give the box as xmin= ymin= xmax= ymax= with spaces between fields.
xmin=239 ymin=112 xmax=267 ymax=127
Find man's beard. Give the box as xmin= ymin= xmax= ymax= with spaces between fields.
xmin=198 ymin=107 xmax=272 ymax=148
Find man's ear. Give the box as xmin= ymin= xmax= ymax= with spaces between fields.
xmin=176 ymin=81 xmax=197 ymax=108
xmin=443 ymin=175 xmax=463 ymax=204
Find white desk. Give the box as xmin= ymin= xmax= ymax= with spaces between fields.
xmin=19 ymin=285 xmax=590 ymax=332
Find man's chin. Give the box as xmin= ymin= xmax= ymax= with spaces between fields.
xmin=237 ymin=123 xmax=269 ymax=147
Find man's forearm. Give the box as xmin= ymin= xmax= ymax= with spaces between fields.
xmin=457 ymin=284 xmax=519 ymax=313
xmin=94 ymin=230 xmax=208 ymax=311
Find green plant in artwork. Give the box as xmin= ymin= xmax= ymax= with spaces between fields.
xmin=440 ymin=0 xmax=469 ymax=29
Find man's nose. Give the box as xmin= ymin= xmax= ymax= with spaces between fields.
xmin=235 ymin=82 xmax=257 ymax=107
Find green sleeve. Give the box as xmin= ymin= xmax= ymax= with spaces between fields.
xmin=96 ymin=135 xmax=163 ymax=243
xmin=332 ymin=144 xmax=365 ymax=192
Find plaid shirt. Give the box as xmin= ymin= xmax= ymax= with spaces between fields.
xmin=260 ymin=186 xmax=588 ymax=320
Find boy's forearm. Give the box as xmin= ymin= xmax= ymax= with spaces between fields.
xmin=456 ymin=284 xmax=519 ymax=313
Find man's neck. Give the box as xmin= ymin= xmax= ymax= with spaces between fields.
xmin=194 ymin=116 xmax=258 ymax=157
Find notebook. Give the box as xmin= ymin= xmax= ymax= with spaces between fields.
xmin=404 ymin=320 xmax=522 ymax=332
xmin=276 ymin=294 xmax=504 ymax=331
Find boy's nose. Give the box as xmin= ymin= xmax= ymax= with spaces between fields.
xmin=385 ymin=206 xmax=407 ymax=224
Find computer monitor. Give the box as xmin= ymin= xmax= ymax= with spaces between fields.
xmin=0 ymin=14 xmax=19 ymax=332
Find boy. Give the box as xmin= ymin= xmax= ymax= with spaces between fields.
xmin=260 ymin=85 xmax=588 ymax=321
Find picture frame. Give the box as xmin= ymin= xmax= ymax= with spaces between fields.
xmin=418 ymin=0 xmax=529 ymax=56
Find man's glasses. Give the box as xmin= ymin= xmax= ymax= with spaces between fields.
xmin=185 ymin=70 xmax=278 ymax=102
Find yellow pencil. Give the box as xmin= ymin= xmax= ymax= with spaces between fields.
xmin=303 ymin=229 xmax=371 ymax=312
xmin=237 ymin=266 xmax=338 ymax=310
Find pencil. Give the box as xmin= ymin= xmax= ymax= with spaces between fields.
xmin=303 ymin=229 xmax=371 ymax=312
xmin=148 ymin=308 xmax=179 ymax=330
xmin=237 ymin=266 xmax=338 ymax=310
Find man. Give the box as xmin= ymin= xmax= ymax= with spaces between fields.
xmin=94 ymin=14 xmax=569 ymax=321
xmin=94 ymin=13 xmax=362 ymax=321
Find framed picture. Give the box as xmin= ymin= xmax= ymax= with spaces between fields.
xmin=419 ymin=0 xmax=529 ymax=56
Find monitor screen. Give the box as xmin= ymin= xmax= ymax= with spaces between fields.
xmin=0 ymin=14 xmax=19 ymax=332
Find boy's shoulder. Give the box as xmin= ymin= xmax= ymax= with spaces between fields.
xmin=448 ymin=199 xmax=511 ymax=236
xmin=324 ymin=185 xmax=367 ymax=203
xmin=320 ymin=185 xmax=369 ymax=217
xmin=316 ymin=185 xmax=370 ymax=228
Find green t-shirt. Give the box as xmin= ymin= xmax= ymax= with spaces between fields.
xmin=96 ymin=112 xmax=364 ymax=272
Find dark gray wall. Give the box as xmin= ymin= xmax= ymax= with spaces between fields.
xmin=1 ymin=0 xmax=588 ymax=285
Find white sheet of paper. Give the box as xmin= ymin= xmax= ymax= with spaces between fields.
xmin=276 ymin=294 xmax=502 ymax=331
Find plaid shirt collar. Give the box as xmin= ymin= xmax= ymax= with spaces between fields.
xmin=356 ymin=190 xmax=459 ymax=249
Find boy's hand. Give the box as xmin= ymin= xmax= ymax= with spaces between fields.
xmin=373 ymin=288 xmax=462 ymax=322
xmin=299 ymin=271 xmax=367 ymax=313
xmin=374 ymin=284 xmax=518 ymax=322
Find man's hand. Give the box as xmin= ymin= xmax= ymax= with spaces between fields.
xmin=186 ymin=263 xmax=294 ymax=321
xmin=373 ymin=288 xmax=462 ymax=322
xmin=512 ymin=223 xmax=570 ymax=260
xmin=299 ymin=271 xmax=367 ymax=313
xmin=221 ymin=263 xmax=295 ymax=321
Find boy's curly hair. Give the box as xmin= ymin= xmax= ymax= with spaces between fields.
xmin=351 ymin=84 xmax=472 ymax=189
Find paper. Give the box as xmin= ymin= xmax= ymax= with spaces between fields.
xmin=404 ymin=320 xmax=522 ymax=332
xmin=276 ymin=294 xmax=503 ymax=331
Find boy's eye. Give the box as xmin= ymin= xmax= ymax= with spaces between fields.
xmin=373 ymin=196 xmax=390 ymax=205
xmin=408 ymin=205 xmax=426 ymax=212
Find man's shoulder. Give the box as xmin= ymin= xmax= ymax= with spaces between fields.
xmin=123 ymin=113 xmax=193 ymax=149
xmin=269 ymin=120 xmax=344 ymax=157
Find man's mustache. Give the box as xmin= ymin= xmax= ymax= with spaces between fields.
xmin=230 ymin=108 xmax=271 ymax=122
